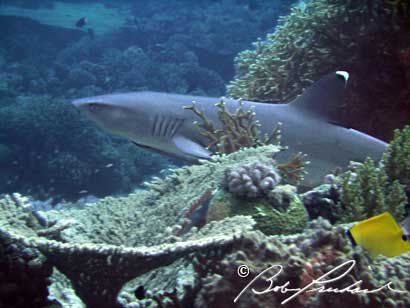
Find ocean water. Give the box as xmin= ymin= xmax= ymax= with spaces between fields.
xmin=0 ymin=0 xmax=409 ymax=307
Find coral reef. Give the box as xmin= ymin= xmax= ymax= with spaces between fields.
xmin=1 ymin=0 xmax=295 ymax=99
xmin=0 ymin=2 xmax=130 ymax=35
xmin=1 ymin=1 xmax=410 ymax=307
xmin=1 ymin=144 xmax=410 ymax=307
xmin=0 ymin=144 xmax=282 ymax=307
xmin=227 ymin=0 xmax=410 ymax=141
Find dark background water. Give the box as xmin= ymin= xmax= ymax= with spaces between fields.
xmin=0 ymin=0 xmax=296 ymax=202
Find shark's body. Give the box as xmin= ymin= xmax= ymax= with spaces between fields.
xmin=72 ymin=71 xmax=387 ymax=187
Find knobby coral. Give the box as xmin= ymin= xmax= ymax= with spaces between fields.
xmin=223 ymin=162 xmax=281 ymax=198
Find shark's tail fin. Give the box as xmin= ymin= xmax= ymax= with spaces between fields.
xmin=289 ymin=71 xmax=349 ymax=125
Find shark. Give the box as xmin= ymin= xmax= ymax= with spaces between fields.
xmin=71 ymin=71 xmax=387 ymax=187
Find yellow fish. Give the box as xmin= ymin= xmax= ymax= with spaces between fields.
xmin=348 ymin=212 xmax=410 ymax=258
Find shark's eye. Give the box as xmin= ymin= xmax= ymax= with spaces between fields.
xmin=88 ymin=103 xmax=100 ymax=112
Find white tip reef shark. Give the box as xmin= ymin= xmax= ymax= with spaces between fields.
xmin=72 ymin=71 xmax=387 ymax=187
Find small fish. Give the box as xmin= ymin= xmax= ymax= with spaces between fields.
xmin=347 ymin=212 xmax=410 ymax=257
xmin=75 ymin=17 xmax=87 ymax=28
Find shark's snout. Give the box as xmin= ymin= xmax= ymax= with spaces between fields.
xmin=71 ymin=99 xmax=82 ymax=108
xmin=71 ymin=98 xmax=92 ymax=110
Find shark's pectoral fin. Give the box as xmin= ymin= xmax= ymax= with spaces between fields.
xmin=173 ymin=135 xmax=211 ymax=159
xmin=290 ymin=71 xmax=349 ymax=124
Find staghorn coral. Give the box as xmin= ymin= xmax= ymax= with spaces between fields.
xmin=227 ymin=0 xmax=410 ymax=141
xmin=334 ymin=126 xmax=410 ymax=223
xmin=337 ymin=158 xmax=387 ymax=223
xmin=184 ymin=99 xmax=281 ymax=154
xmin=382 ymin=125 xmax=410 ymax=186
xmin=276 ymin=152 xmax=308 ymax=185
xmin=223 ymin=161 xmax=281 ymax=198
xmin=336 ymin=157 xmax=408 ymax=223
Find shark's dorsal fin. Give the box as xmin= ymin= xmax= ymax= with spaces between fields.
xmin=289 ymin=71 xmax=348 ymax=124
xmin=173 ymin=135 xmax=211 ymax=159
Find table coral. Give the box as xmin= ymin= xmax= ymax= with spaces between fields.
xmin=0 ymin=145 xmax=282 ymax=307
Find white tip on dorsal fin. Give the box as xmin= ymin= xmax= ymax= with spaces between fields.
xmin=336 ymin=71 xmax=349 ymax=81
xmin=290 ymin=71 xmax=348 ymax=124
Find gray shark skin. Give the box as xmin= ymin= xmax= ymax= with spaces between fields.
xmin=72 ymin=71 xmax=387 ymax=187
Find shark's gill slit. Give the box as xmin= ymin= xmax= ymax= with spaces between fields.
xmin=169 ymin=118 xmax=181 ymax=137
xmin=164 ymin=118 xmax=173 ymax=137
xmin=167 ymin=118 xmax=177 ymax=137
xmin=162 ymin=117 xmax=171 ymax=137
xmin=157 ymin=116 xmax=165 ymax=137
xmin=152 ymin=115 xmax=159 ymax=136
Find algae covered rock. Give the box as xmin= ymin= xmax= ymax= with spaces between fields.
xmin=207 ymin=184 xmax=308 ymax=235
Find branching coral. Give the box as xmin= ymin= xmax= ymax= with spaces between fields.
xmin=184 ymin=99 xmax=280 ymax=154
xmin=387 ymin=0 xmax=410 ymax=30
xmin=329 ymin=125 xmax=410 ymax=223
xmin=382 ymin=125 xmax=410 ymax=186
xmin=337 ymin=157 xmax=407 ymax=223
xmin=276 ymin=152 xmax=308 ymax=185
